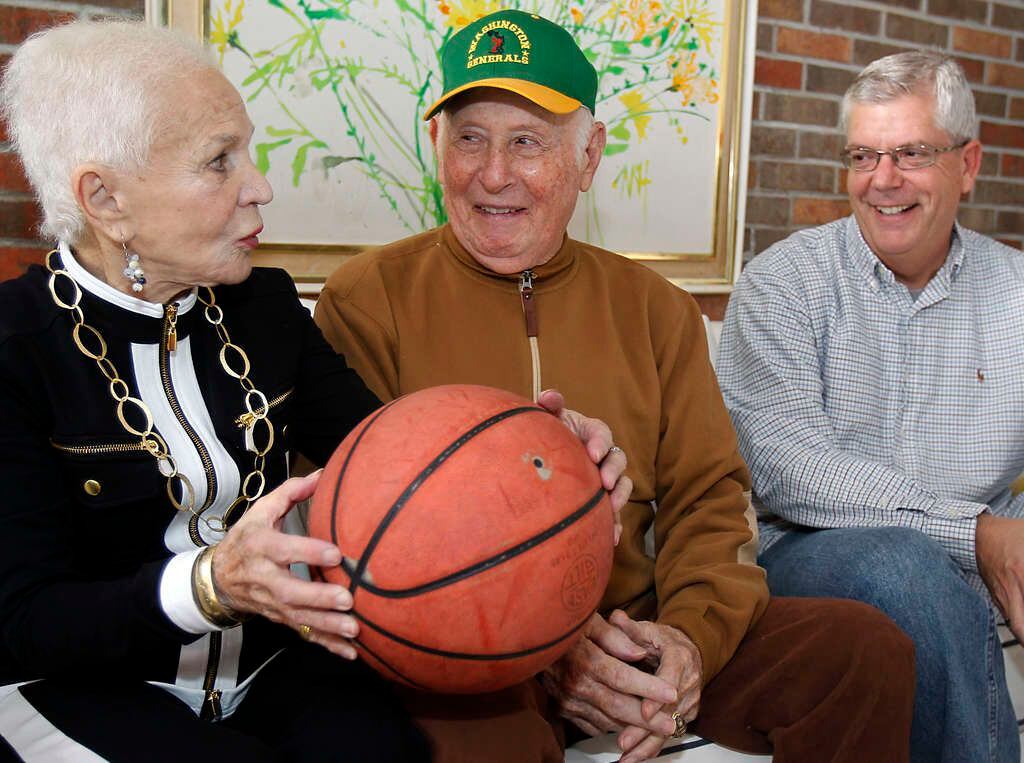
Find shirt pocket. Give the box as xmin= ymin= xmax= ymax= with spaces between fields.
xmin=50 ymin=435 xmax=163 ymax=509
xmin=231 ymin=386 xmax=294 ymax=454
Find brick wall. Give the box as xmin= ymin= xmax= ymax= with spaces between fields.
xmin=0 ymin=0 xmax=142 ymax=282
xmin=0 ymin=1 xmax=1021 ymax=290
xmin=749 ymin=0 xmax=1024 ymax=263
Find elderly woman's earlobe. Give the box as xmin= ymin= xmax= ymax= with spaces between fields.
xmin=72 ymin=164 xmax=129 ymax=236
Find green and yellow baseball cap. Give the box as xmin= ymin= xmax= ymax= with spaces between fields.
xmin=423 ymin=9 xmax=598 ymax=120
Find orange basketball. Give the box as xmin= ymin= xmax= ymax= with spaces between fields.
xmin=307 ymin=384 xmax=614 ymax=694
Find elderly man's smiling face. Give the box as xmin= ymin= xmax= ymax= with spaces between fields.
xmin=430 ymin=88 xmax=605 ymax=274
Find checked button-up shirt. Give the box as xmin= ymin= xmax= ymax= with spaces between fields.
xmin=717 ymin=215 xmax=1024 ymax=596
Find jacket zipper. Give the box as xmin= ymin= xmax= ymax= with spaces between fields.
xmin=234 ymin=388 xmax=294 ymax=428
xmin=199 ymin=632 xmax=223 ymax=722
xmin=165 ymin=302 xmax=178 ymax=352
xmin=50 ymin=440 xmax=148 ymax=455
xmin=159 ymin=302 xmax=218 ymax=546
xmin=519 ymin=270 xmax=541 ymax=402
xmin=162 ymin=302 xmax=226 ymax=719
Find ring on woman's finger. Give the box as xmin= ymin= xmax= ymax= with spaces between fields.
xmin=608 ymin=445 xmax=625 ymax=457
xmin=298 ymin=623 xmax=313 ymax=641
xmin=671 ymin=711 xmax=687 ymax=738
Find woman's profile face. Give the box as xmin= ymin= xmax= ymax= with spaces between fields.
xmin=115 ymin=67 xmax=273 ymax=298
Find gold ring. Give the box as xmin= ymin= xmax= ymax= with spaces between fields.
xmin=299 ymin=623 xmax=312 ymax=641
xmin=671 ymin=710 xmax=686 ymax=738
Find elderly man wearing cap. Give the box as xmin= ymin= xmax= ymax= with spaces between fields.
xmin=315 ymin=10 xmax=915 ymax=763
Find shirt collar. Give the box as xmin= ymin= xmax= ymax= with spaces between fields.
xmin=58 ymin=240 xmax=198 ymax=317
xmin=847 ymin=215 xmax=966 ymax=292
xmin=441 ymin=225 xmax=579 ymax=288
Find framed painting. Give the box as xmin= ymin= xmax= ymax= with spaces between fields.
xmin=158 ymin=0 xmax=755 ymax=292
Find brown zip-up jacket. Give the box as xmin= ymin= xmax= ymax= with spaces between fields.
xmin=314 ymin=225 xmax=768 ymax=684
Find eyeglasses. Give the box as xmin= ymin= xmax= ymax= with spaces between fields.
xmin=839 ymin=140 xmax=970 ymax=172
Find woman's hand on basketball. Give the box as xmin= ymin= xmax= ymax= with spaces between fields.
xmin=540 ymin=612 xmax=679 ymax=743
xmin=538 ymin=389 xmax=631 ymax=545
xmin=210 ymin=471 xmax=360 ymax=659
xmin=609 ymin=610 xmax=703 ymax=763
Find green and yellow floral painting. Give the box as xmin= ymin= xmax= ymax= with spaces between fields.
xmin=210 ymin=0 xmax=734 ymax=255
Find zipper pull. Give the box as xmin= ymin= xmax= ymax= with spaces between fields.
xmin=164 ymin=302 xmax=179 ymax=353
xmin=519 ymin=270 xmax=538 ymax=338
xmin=200 ymin=688 xmax=223 ymax=722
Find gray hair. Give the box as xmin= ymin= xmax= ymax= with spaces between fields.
xmin=0 ymin=20 xmax=216 ymax=244
xmin=436 ymin=100 xmax=597 ymax=169
xmin=841 ymin=50 xmax=977 ymax=143
xmin=571 ymin=108 xmax=597 ymax=166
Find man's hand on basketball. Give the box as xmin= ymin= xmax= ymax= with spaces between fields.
xmin=609 ymin=610 xmax=703 ymax=763
xmin=538 ymin=389 xmax=631 ymax=545
xmin=540 ymin=612 xmax=679 ymax=747
xmin=210 ymin=470 xmax=360 ymax=659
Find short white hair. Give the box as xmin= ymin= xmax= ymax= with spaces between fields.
xmin=0 ymin=19 xmax=216 ymax=244
xmin=570 ymin=108 xmax=596 ymax=167
xmin=436 ymin=99 xmax=597 ymax=169
xmin=841 ymin=50 xmax=977 ymax=143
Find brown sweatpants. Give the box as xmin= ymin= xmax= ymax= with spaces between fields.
xmin=400 ymin=597 xmax=915 ymax=763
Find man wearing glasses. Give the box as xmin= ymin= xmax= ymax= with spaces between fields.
xmin=718 ymin=51 xmax=1021 ymax=762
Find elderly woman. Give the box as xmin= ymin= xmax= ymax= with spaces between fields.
xmin=0 ymin=20 xmax=629 ymax=761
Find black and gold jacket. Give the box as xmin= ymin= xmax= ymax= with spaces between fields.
xmin=0 ymin=248 xmax=379 ymax=717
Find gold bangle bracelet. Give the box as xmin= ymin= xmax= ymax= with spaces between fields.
xmin=191 ymin=545 xmax=246 ymax=628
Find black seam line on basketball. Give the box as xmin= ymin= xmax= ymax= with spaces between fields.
xmin=328 ymin=401 xmax=399 ymax=550
xmin=656 ymin=739 xmax=714 ymax=754
xmin=348 ymin=405 xmax=542 ymax=596
xmin=351 ymin=608 xmax=592 ymax=661
xmin=352 ymin=637 xmax=429 ymax=690
xmin=344 ymin=486 xmax=606 ymax=599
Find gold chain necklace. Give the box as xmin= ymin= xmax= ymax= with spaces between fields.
xmin=45 ymin=249 xmax=274 ymax=534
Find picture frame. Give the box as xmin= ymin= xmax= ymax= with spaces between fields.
xmin=157 ymin=0 xmax=755 ymax=293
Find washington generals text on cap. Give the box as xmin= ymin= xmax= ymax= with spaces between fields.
xmin=423 ymin=9 xmax=598 ymax=119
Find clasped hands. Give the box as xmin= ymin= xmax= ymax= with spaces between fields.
xmin=542 ymin=610 xmax=703 ymax=763
xmin=204 ymin=390 xmax=632 ymax=658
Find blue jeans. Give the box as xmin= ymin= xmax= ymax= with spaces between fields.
xmin=760 ymin=526 xmax=1019 ymax=763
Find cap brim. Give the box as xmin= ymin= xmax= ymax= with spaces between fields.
xmin=423 ymin=78 xmax=583 ymax=120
